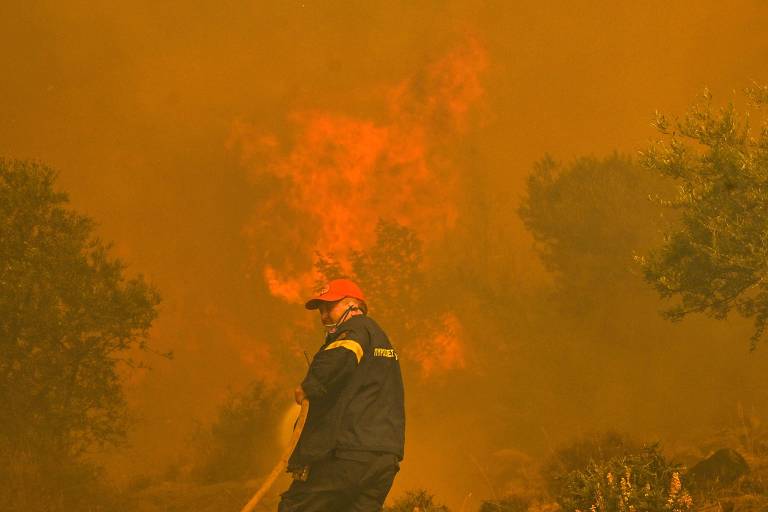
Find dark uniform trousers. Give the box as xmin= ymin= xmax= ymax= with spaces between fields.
xmin=278 ymin=451 xmax=399 ymax=512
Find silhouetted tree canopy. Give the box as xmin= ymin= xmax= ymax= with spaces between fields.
xmin=519 ymin=153 xmax=668 ymax=307
xmin=0 ymin=159 xmax=161 ymax=458
xmin=315 ymin=218 xmax=425 ymax=338
xmin=189 ymin=380 xmax=284 ymax=484
xmin=640 ymin=86 xmax=768 ymax=347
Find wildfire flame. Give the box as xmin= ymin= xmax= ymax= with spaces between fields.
xmin=231 ymin=36 xmax=487 ymax=285
xmin=231 ymin=36 xmax=486 ymax=375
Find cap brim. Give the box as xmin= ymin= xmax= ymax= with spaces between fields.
xmin=304 ymin=294 xmax=345 ymax=309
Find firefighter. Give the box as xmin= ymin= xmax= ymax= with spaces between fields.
xmin=278 ymin=278 xmax=405 ymax=512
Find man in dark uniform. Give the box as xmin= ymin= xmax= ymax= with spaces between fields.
xmin=278 ymin=278 xmax=405 ymax=512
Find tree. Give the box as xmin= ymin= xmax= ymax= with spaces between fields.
xmin=0 ymin=160 xmax=161 ymax=481
xmin=190 ymin=380 xmax=284 ymax=483
xmin=519 ymin=153 xmax=669 ymax=310
xmin=314 ymin=219 xmax=435 ymax=375
xmin=639 ymin=86 xmax=768 ymax=347
xmin=315 ymin=218 xmax=424 ymax=331
xmin=314 ymin=219 xmax=424 ymax=337
xmin=350 ymin=220 xmax=424 ymax=330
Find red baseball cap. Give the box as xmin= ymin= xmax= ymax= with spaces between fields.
xmin=305 ymin=278 xmax=367 ymax=310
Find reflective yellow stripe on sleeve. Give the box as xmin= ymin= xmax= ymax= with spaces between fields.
xmin=323 ymin=339 xmax=363 ymax=363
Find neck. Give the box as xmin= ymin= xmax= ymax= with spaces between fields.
xmin=326 ymin=306 xmax=363 ymax=334
xmin=335 ymin=306 xmax=363 ymax=324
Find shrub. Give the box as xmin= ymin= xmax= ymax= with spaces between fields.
xmin=557 ymin=444 xmax=693 ymax=512
xmin=384 ymin=489 xmax=450 ymax=512
xmin=542 ymin=431 xmax=640 ymax=499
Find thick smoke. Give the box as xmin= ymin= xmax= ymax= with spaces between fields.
xmin=2 ymin=1 xmax=768 ymax=509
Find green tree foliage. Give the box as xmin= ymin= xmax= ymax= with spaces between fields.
xmin=639 ymin=86 xmax=768 ymax=348
xmin=557 ymin=444 xmax=693 ymax=512
xmin=384 ymin=489 xmax=450 ymax=512
xmin=189 ymin=380 xmax=284 ymax=483
xmin=519 ymin=154 xmax=668 ymax=308
xmin=0 ymin=159 xmax=161 ymax=507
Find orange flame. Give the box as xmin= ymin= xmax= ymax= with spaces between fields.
xmin=263 ymin=265 xmax=307 ymax=304
xmin=413 ymin=313 xmax=466 ymax=378
xmin=231 ymin=36 xmax=488 ymax=297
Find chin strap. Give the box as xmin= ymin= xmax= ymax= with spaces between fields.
xmin=324 ymin=304 xmax=361 ymax=334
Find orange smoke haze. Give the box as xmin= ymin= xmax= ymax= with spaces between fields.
xmin=202 ymin=304 xmax=282 ymax=386
xmin=3 ymin=1 xmax=768 ymax=509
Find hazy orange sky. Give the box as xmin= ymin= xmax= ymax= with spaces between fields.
xmin=3 ymin=1 xmax=768 ymax=507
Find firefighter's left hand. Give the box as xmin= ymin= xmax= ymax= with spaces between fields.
xmin=294 ymin=385 xmax=306 ymax=404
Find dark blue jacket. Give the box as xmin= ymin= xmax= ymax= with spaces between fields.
xmin=288 ymin=315 xmax=405 ymax=469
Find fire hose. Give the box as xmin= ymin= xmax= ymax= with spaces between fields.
xmin=238 ymin=399 xmax=309 ymax=512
